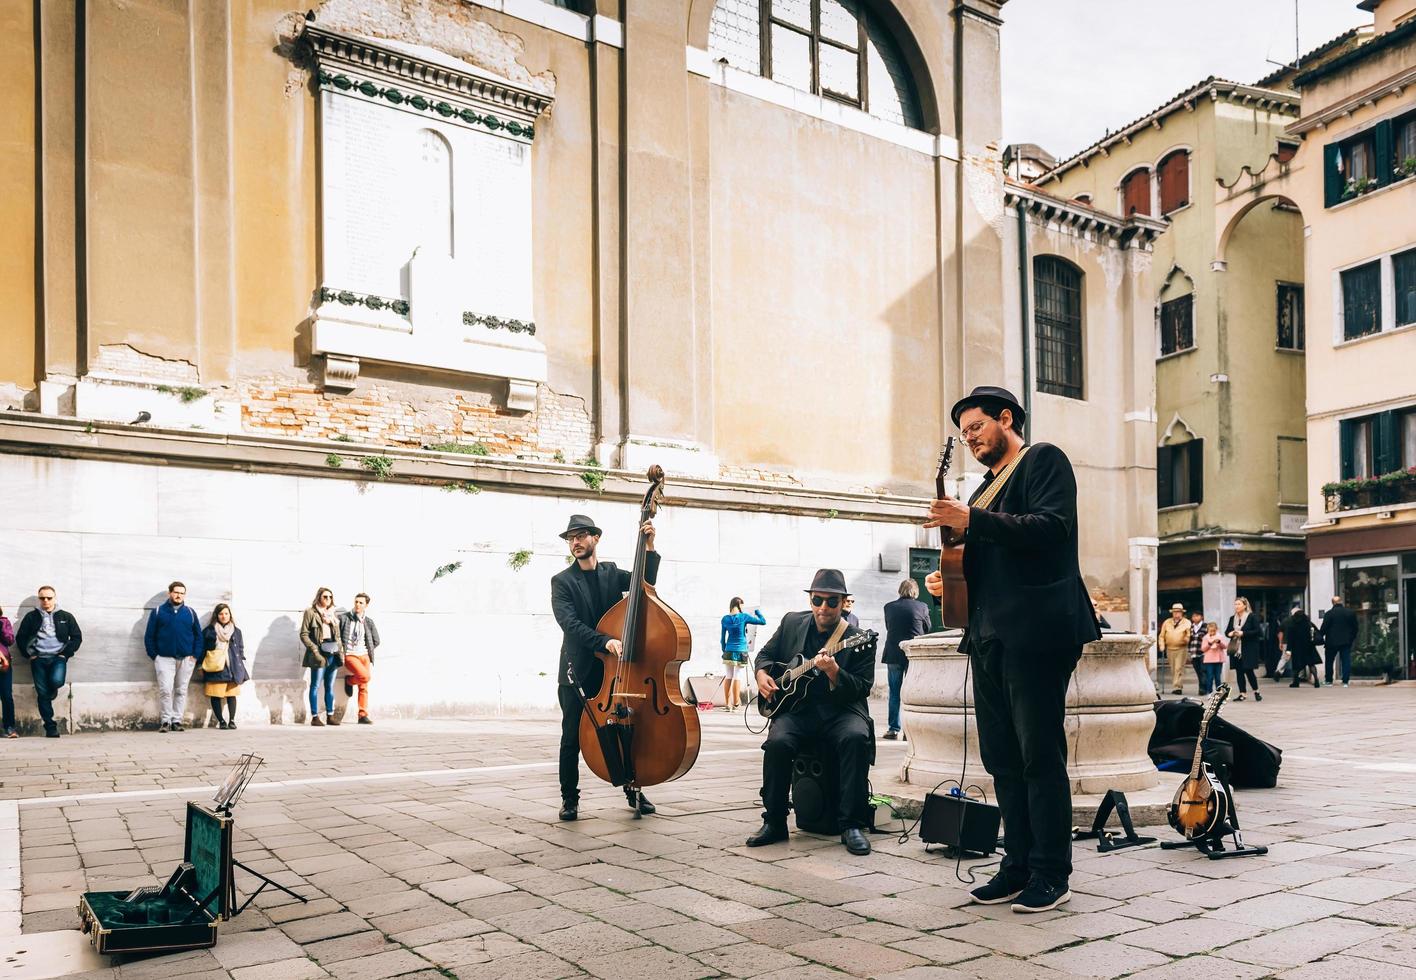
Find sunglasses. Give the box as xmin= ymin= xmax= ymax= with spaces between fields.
xmin=809 ymin=595 xmax=842 ymax=609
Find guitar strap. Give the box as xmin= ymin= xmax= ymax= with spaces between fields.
xmin=971 ymin=445 xmax=1030 ymax=511
xmin=820 ymin=618 xmax=849 ymax=656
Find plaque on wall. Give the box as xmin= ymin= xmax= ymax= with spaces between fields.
xmin=302 ymin=26 xmax=552 ymax=389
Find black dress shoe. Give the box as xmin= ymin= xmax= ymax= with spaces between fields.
xmin=840 ymin=827 xmax=871 ymax=855
xmin=746 ymin=820 xmax=789 ymax=847
xmin=636 ymin=793 xmax=655 ymax=816
xmin=558 ymin=801 xmax=578 ymax=821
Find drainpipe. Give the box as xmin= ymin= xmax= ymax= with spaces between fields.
xmin=1015 ymin=198 xmax=1033 ymax=442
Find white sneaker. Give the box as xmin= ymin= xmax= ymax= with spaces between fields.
xmin=1343 ymin=682 xmax=1349 ymax=688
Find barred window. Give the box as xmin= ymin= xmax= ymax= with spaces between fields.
xmin=708 ymin=0 xmax=924 ymax=129
xmin=1160 ymin=294 xmax=1194 ymax=356
xmin=1033 ymin=257 xmax=1084 ymax=399
xmin=1276 ymin=282 xmax=1304 ymax=350
xmin=1341 ymin=261 xmax=1382 ymax=340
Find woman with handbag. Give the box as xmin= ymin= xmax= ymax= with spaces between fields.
xmin=0 ymin=606 xmax=16 ymax=738
xmin=300 ymin=587 xmax=345 ymax=726
xmin=201 ymin=603 xmax=249 ymax=729
xmin=1224 ymin=597 xmax=1263 ymax=702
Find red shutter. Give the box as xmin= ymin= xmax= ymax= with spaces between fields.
xmin=1158 ymin=151 xmax=1189 ymax=213
xmin=1122 ymin=169 xmax=1151 ymax=216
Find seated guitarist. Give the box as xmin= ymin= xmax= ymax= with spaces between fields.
xmin=748 ymin=569 xmax=877 ymax=855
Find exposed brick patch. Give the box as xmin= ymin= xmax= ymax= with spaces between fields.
xmin=91 ymin=344 xmax=200 ymax=384
xmin=717 ymin=465 xmax=804 ymax=488
xmin=1091 ymin=589 xmax=1129 ymax=613
xmin=239 ymin=380 xmax=592 ymax=460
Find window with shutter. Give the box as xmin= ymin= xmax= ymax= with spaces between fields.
xmin=1341 ymin=262 xmax=1382 ymax=340
xmin=1341 ymin=417 xmax=1374 ymax=479
xmin=1160 ymin=294 xmax=1194 ymax=356
xmin=1033 ymin=257 xmax=1084 ymax=399
xmin=1395 ymin=249 xmax=1416 ymax=327
xmin=1276 ymin=282 xmax=1305 ymax=350
xmin=1324 ymin=142 xmax=1344 ymax=207
xmin=1157 ymin=439 xmax=1203 ymax=507
xmin=1397 ymin=114 xmax=1416 ymax=176
xmin=1158 ymin=150 xmax=1189 ymax=214
xmin=1122 ymin=169 xmax=1151 ymax=217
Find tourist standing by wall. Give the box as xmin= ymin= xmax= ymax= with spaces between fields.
xmin=340 ymin=593 xmax=380 ymax=724
xmin=301 ymin=587 xmax=344 ymax=726
xmin=1225 ymin=598 xmax=1262 ymax=702
xmin=16 ymin=587 xmax=82 ymax=737
xmin=201 ymin=603 xmax=248 ymax=729
xmin=145 ymin=581 xmax=203 ymax=733
xmin=881 ymin=579 xmax=931 ymax=741
xmin=719 ymin=597 xmax=765 ymax=712
xmin=0 ymin=607 xmax=15 ymax=738
xmin=1320 ymin=596 xmax=1358 ymax=687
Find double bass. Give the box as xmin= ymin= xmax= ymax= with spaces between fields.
xmin=578 ymin=466 xmax=700 ymax=811
xmin=935 ymin=438 xmax=969 ymax=628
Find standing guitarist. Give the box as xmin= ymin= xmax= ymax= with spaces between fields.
xmin=748 ymin=569 xmax=877 ymax=855
xmin=924 ymin=386 xmax=1099 ymax=913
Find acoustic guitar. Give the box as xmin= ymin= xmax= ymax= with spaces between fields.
xmin=1166 ymin=684 xmax=1232 ymax=840
xmin=755 ymin=630 xmax=878 ymax=719
xmin=935 ymin=438 xmax=968 ymax=628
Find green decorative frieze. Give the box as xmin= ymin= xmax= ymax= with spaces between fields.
xmin=320 ymin=287 xmax=410 ymax=317
xmin=318 ymin=71 xmax=536 ymax=141
xmin=462 ymin=311 xmax=537 ymax=336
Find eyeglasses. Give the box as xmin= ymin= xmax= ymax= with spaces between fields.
xmin=809 ymin=595 xmax=842 ymax=609
xmin=960 ymin=418 xmax=993 ymax=439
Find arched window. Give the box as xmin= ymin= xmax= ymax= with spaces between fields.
xmin=414 ymin=130 xmax=453 ymax=258
xmin=1121 ymin=168 xmax=1151 ymax=217
xmin=1073 ymin=193 xmax=1092 ymax=206
xmin=708 ymin=0 xmax=924 ymax=129
xmin=1033 ymin=256 xmax=1084 ymax=399
xmin=1158 ymin=150 xmax=1189 ymax=214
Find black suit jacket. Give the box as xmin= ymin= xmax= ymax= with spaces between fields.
xmin=15 ymin=609 xmax=83 ymax=659
xmin=753 ymin=611 xmax=876 ymax=722
xmin=882 ymin=597 xmax=931 ymax=666
xmin=961 ymin=442 xmax=1099 ymax=655
xmin=1320 ymin=605 xmax=1358 ymax=647
xmin=551 ymin=552 xmax=660 ymax=686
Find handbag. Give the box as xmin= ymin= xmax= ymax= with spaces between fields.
xmin=201 ymin=648 xmax=227 ymax=673
xmin=319 ymin=639 xmax=342 ymax=667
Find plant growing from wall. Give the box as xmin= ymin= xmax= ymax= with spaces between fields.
xmin=823 ymin=508 xmax=840 ymax=521
xmin=155 ymin=384 xmax=207 ymax=403
xmin=325 ymin=453 xmax=344 ymax=469
xmin=431 ymin=561 xmax=463 ymax=583
xmin=508 ymin=549 xmax=532 ymax=571
xmin=441 ymin=481 xmax=482 ymax=495
xmin=579 ymin=456 xmax=607 ymax=494
xmin=333 ymin=433 xmax=354 ymax=443
xmin=360 ymin=455 xmax=394 ymax=481
xmin=427 ymin=441 xmax=491 ymax=456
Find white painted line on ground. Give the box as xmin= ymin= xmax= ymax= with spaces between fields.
xmin=17 ymin=747 xmax=762 ymax=808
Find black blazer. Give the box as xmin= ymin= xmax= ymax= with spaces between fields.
xmin=1224 ymin=613 xmax=1263 ymax=671
xmin=15 ymin=609 xmax=83 ymax=659
xmin=753 ymin=611 xmax=877 ymax=722
xmin=882 ymin=597 xmax=931 ymax=666
xmin=551 ymin=552 xmax=660 ymax=686
xmin=1320 ymin=605 xmax=1358 ymax=647
xmin=961 ymin=442 xmax=1100 ymax=655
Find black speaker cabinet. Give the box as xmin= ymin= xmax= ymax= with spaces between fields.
xmin=919 ymin=790 xmax=1000 ymax=857
xmin=792 ymin=752 xmax=845 ymax=834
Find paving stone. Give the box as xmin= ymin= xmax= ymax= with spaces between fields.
xmin=1275 ymin=955 xmax=1416 ymax=979
xmin=641 ymin=919 xmax=748 ymax=954
xmin=422 ymin=873 xmax=517 ymax=903
xmin=385 ymin=915 xmax=495 ymax=947
xmin=1203 ymin=892 xmax=1356 ymax=929
xmin=230 ymin=957 xmax=331 ymax=980
xmin=785 ymin=937 xmax=927 ymax=976
xmin=771 ymin=902 xmax=866 ymax=932
xmin=452 ymin=950 xmax=584 ymax=979
xmin=411 ymin=931 xmax=536 ymax=965
xmin=833 ymin=922 xmax=924 ymax=945
xmin=835 ymin=898 xmax=971 ymax=931
xmin=1033 ymin=938 xmax=1171 ymax=977
xmin=487 ymin=903 xmax=593 ymax=939
xmin=1293 ymin=876 xmax=1416 ymax=904
xmin=884 ymin=934 xmax=979 ymax=965
xmin=1121 ymin=956 xmax=1272 ymax=980
xmin=1341 ymin=899 xmax=1416 ymax=927
xmin=932 ymin=919 xmax=1073 ymax=958
xmin=1221 ymin=918 xmax=1392 ymax=969
xmin=635 ymin=885 xmax=774 ymax=925
xmin=325 ymin=949 xmax=433 ymax=980
xmin=728 ymin=918 xmax=834 ymax=950
xmin=1114 ymin=917 xmax=1264 ymax=957
xmin=692 ymin=942 xmax=808 ymax=978
xmin=303 ymin=931 xmax=396 ymax=964
xmin=579 ymin=943 xmax=717 ymax=980
xmin=280 ymin=912 xmax=371 ymax=945
xmin=525 ymin=922 xmax=648 ymax=959
xmin=211 ymin=929 xmax=307 ymax=969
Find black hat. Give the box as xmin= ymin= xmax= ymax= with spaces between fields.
xmin=558 ymin=514 xmax=602 ymax=539
xmin=950 ymin=385 xmax=1027 ymax=429
xmin=804 ymin=568 xmax=850 ymax=596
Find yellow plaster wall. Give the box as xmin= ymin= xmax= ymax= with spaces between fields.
xmin=0 ymin=2 xmax=36 ymax=388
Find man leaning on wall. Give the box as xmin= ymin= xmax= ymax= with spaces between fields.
xmin=145 ymin=582 xmax=203 ymax=733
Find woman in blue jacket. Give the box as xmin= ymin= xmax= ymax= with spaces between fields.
xmin=720 ymin=597 xmax=766 ymax=711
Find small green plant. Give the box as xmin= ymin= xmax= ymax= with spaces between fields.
xmin=426 ymin=441 xmax=491 ymax=456
xmin=325 ymin=453 xmax=344 ymax=469
xmin=579 ymin=455 xmax=607 ymax=494
xmin=155 ymin=384 xmax=207 ymax=403
xmin=1397 ymin=156 xmax=1416 ymax=177
xmin=83 ymin=422 xmax=97 ymax=434
xmin=333 ymin=433 xmax=354 ymax=443
xmin=431 ymin=561 xmax=463 ymax=583
xmin=552 ymin=450 xmax=565 ymax=463
xmin=360 ymin=455 xmax=394 ymax=480
xmin=440 ymin=481 xmax=482 ymax=495
xmin=565 ymin=555 xmax=575 ymax=565
xmin=824 ymin=508 xmax=840 ymax=520
xmin=508 ymin=549 xmax=533 ymax=571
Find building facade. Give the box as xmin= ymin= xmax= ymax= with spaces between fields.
xmin=0 ymin=0 xmax=1159 ymax=727
xmin=1036 ymin=78 xmax=1311 ymax=630
xmin=1287 ymin=0 xmax=1416 ymax=680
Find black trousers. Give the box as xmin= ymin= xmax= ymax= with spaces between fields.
xmin=557 ymin=684 xmax=585 ymax=803
xmin=1234 ymin=665 xmax=1259 ymax=693
xmin=971 ymin=640 xmax=1078 ymax=885
xmin=760 ymin=706 xmax=871 ymax=829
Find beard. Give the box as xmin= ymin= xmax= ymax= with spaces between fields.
xmin=971 ymin=434 xmax=1007 ymax=468
xmin=571 ymin=542 xmax=596 ymax=561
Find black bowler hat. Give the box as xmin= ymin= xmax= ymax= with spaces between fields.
xmin=804 ymin=568 xmax=850 ymax=596
xmin=950 ymin=385 xmax=1027 ymax=429
xmin=558 ymin=514 xmax=602 ymax=539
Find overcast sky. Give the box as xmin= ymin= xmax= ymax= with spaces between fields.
xmin=1000 ymin=0 xmax=1373 ymax=161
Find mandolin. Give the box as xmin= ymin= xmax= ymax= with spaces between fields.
xmin=1166 ymin=684 xmax=1232 ymax=840
xmin=935 ymin=438 xmax=968 ymax=628
xmin=755 ymin=630 xmax=879 ymax=719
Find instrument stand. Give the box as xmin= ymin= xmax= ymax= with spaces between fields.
xmin=1073 ymin=790 xmax=1156 ymax=853
xmin=1160 ymin=780 xmax=1268 ymax=860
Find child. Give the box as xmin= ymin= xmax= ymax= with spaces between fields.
xmin=1199 ymin=622 xmax=1228 ymax=696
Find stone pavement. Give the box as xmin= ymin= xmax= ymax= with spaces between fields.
xmin=3 ymin=682 xmax=1415 ymax=979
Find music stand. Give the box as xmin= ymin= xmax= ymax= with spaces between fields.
xmin=213 ymin=755 xmax=309 ymax=913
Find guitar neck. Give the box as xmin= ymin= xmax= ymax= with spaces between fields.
xmin=1189 ymin=715 xmax=1214 ymax=781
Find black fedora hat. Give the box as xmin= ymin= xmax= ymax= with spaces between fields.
xmin=558 ymin=514 xmax=602 ymax=539
xmin=950 ymin=385 xmax=1027 ymax=429
xmin=804 ymin=568 xmax=850 ymax=596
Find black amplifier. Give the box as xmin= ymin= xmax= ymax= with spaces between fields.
xmin=919 ymin=790 xmax=1000 ymax=857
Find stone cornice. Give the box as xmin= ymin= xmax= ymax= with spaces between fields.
xmin=1287 ymin=64 xmax=1416 ymax=135
xmin=301 ymin=25 xmax=553 ymax=133
xmin=1005 ymin=183 xmax=1167 ymax=248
